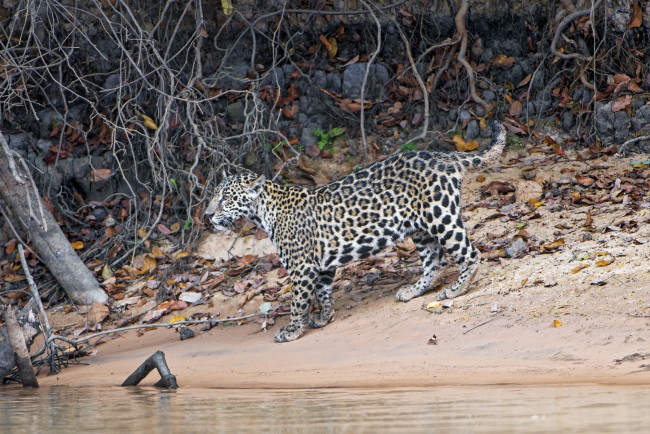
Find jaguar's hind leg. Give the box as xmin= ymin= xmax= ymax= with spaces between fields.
xmin=437 ymin=225 xmax=479 ymax=300
xmin=396 ymin=232 xmax=448 ymax=302
xmin=309 ymin=268 xmax=336 ymax=328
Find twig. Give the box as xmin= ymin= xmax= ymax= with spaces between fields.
xmin=617 ymin=135 xmax=650 ymax=157
xmin=359 ymin=0 xmax=382 ymax=164
xmin=0 ymin=131 xmax=25 ymax=184
xmin=392 ymin=19 xmax=430 ymax=141
xmin=463 ymin=313 xmax=503 ymax=334
xmin=50 ymin=312 xmax=289 ymax=346
xmin=18 ymin=244 xmax=58 ymax=374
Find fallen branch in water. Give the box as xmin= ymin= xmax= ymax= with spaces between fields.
xmin=121 ymin=350 xmax=177 ymax=389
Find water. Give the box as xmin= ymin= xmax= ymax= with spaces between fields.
xmin=1 ymin=385 xmax=649 ymax=433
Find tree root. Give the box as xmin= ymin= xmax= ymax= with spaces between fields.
xmin=430 ymin=0 xmax=486 ymax=109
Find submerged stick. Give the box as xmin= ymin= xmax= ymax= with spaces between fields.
xmin=121 ymin=350 xmax=178 ymax=389
xmin=3 ymin=307 xmax=39 ymax=388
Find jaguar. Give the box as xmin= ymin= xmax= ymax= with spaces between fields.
xmin=206 ymin=120 xmax=506 ymax=342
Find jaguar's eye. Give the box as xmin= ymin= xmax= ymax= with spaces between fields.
xmin=222 ymin=195 xmax=230 ymax=201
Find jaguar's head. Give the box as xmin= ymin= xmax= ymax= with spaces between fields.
xmin=205 ymin=170 xmax=266 ymax=231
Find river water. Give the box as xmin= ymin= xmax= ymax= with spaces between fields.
xmin=1 ymin=385 xmax=649 ymax=433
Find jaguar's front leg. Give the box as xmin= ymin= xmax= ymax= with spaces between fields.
xmin=274 ymin=265 xmax=318 ymax=343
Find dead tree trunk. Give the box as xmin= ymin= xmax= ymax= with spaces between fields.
xmin=0 ymin=132 xmax=107 ymax=305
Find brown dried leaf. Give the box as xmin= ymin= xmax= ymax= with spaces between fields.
xmin=493 ymin=54 xmax=515 ymax=69
xmin=628 ymin=0 xmax=642 ymax=29
xmin=157 ymin=224 xmax=171 ymax=235
xmin=89 ymin=168 xmax=111 ymax=182
xmin=87 ymin=302 xmax=109 ymax=325
xmin=540 ymin=238 xmax=565 ymax=253
xmin=509 ymin=100 xmax=522 ymax=117
xmin=612 ymin=95 xmax=632 ymax=112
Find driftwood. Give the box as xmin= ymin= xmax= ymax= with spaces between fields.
xmin=121 ymin=351 xmax=178 ymax=389
xmin=0 ymin=299 xmax=40 ymax=381
xmin=2 ymin=306 xmax=39 ymax=387
xmin=0 ymin=131 xmax=107 ymax=305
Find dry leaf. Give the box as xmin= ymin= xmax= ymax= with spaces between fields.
xmin=282 ymin=104 xmax=298 ymax=119
xmin=139 ymin=113 xmax=159 ymax=130
xmin=509 ymin=100 xmax=522 ymax=117
xmin=3 ymin=274 xmax=25 ymax=282
xmin=596 ymin=257 xmax=614 ymax=267
xmin=628 ymin=0 xmax=642 ymax=29
xmin=572 ymin=263 xmax=589 ymax=274
xmin=220 ymin=0 xmax=233 ymax=15
xmin=517 ymin=73 xmax=532 ymax=88
xmin=89 ymin=168 xmax=111 ymax=182
xmin=71 ymin=241 xmax=84 ymax=250
xmin=553 ymin=319 xmax=563 ymax=328
xmin=452 ymin=135 xmax=478 ymax=152
xmin=157 ymin=224 xmax=171 ymax=235
xmin=87 ymin=302 xmax=109 ymax=325
xmin=493 ymin=54 xmax=515 ymax=69
xmin=540 ymin=238 xmax=565 ymax=253
xmin=327 ymin=37 xmax=338 ymax=59
xmin=169 ymin=315 xmax=185 ymax=324
xmin=612 ymin=95 xmax=632 ymax=112
xmin=319 ymin=34 xmax=331 ymax=51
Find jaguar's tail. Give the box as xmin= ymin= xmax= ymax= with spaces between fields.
xmin=459 ymin=120 xmax=506 ymax=170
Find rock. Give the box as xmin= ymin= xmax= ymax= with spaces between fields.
xmin=225 ymin=101 xmax=245 ymax=123
xmin=466 ymin=119 xmax=480 ymax=140
xmin=506 ymin=238 xmax=528 ymax=258
xmin=260 ymin=67 xmax=287 ymax=88
xmin=448 ymin=109 xmax=458 ymax=122
xmin=326 ymin=73 xmax=342 ymax=94
xmin=101 ymin=74 xmax=121 ymax=105
xmin=482 ymin=90 xmax=496 ymax=102
xmin=36 ymin=139 xmax=52 ymax=153
xmin=543 ymin=276 xmax=557 ymax=287
xmin=595 ymin=101 xmax=614 ymax=136
xmin=613 ymin=111 xmax=629 ymax=143
xmin=300 ymin=124 xmax=319 ymax=148
xmin=515 ymin=180 xmax=543 ymax=204
xmin=8 ymin=133 xmax=30 ymax=152
xmin=179 ymin=327 xmax=195 ymax=341
xmin=342 ymin=63 xmax=390 ymax=99
xmin=214 ymin=64 xmax=249 ymax=90
xmin=36 ymin=108 xmax=64 ymax=139
xmin=561 ymin=111 xmax=576 ymax=132
xmin=458 ymin=109 xmax=472 ymax=123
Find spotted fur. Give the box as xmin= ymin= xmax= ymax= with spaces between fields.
xmin=206 ymin=121 xmax=506 ymax=342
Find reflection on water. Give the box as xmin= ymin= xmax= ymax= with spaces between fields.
xmin=1 ymin=385 xmax=649 ymax=433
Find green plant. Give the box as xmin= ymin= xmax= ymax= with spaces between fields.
xmin=401 ymin=142 xmax=417 ymax=152
xmin=313 ymin=127 xmax=344 ymax=153
xmin=353 ymin=165 xmax=363 ymax=171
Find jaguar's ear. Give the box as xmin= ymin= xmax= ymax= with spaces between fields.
xmin=245 ymin=175 xmax=266 ymax=198
xmin=221 ymin=167 xmax=228 ymax=181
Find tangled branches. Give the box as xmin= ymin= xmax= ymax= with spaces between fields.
xmin=0 ymin=1 xmax=298 ymax=269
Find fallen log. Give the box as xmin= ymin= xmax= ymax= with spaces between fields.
xmin=0 ymin=131 xmax=107 ymax=305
